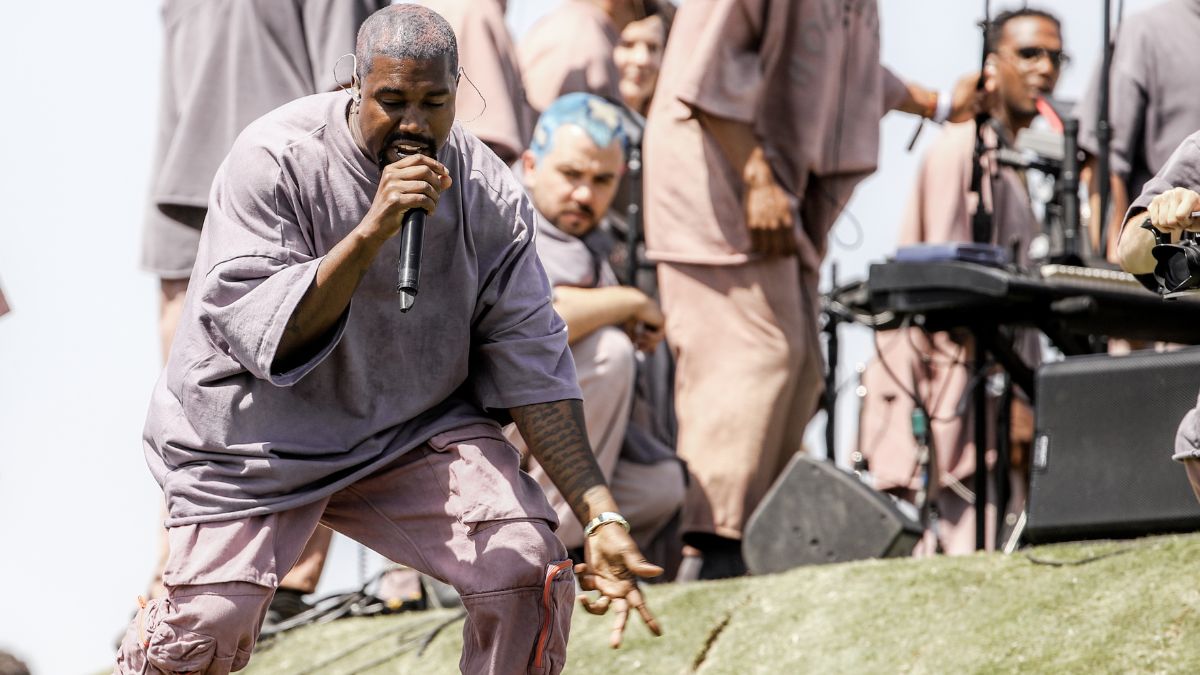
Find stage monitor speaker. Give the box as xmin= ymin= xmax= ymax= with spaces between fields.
xmin=1026 ymin=347 xmax=1200 ymax=543
xmin=743 ymin=454 xmax=921 ymax=575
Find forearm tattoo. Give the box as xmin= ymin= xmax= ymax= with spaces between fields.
xmin=511 ymin=399 xmax=607 ymax=519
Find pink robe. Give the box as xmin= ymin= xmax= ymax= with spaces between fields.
xmin=643 ymin=0 xmax=906 ymax=274
xmin=643 ymin=0 xmax=903 ymax=543
xmin=518 ymin=0 xmax=623 ymax=112
xmin=416 ymin=0 xmax=533 ymax=163
xmin=858 ymin=121 xmax=1041 ymax=554
xmin=142 ymin=0 xmax=385 ymax=279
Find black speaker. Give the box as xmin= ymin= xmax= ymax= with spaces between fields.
xmin=1026 ymin=347 xmax=1200 ymax=543
xmin=742 ymin=454 xmax=921 ymax=574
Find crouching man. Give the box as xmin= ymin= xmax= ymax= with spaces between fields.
xmin=512 ymin=93 xmax=686 ymax=566
xmin=114 ymin=7 xmax=661 ymax=674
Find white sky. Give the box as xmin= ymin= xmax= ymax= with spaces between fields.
xmin=0 ymin=1 xmax=1163 ymax=672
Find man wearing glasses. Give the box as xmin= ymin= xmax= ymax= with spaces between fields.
xmin=858 ymin=8 xmax=1064 ymax=555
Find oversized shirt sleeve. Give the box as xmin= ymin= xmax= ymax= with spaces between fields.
xmin=196 ymin=142 xmax=349 ymax=386
xmin=1103 ymin=23 xmax=1151 ymax=183
xmin=673 ymin=0 xmax=764 ymax=124
xmin=1129 ymin=134 xmax=1200 ymax=215
xmin=1075 ymin=21 xmax=1148 ymax=183
xmin=469 ymin=189 xmax=581 ymax=412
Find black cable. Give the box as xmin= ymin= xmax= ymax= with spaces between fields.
xmin=871 ymin=317 xmax=923 ymax=409
xmin=871 ymin=317 xmax=969 ymax=425
xmin=343 ymin=610 xmax=468 ymax=675
xmin=911 ymin=326 xmax=967 ymax=421
xmin=291 ymin=622 xmax=420 ymax=675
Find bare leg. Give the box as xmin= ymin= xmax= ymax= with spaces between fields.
xmin=279 ymin=525 xmax=332 ymax=593
xmin=147 ymin=279 xmax=190 ymax=600
xmin=158 ymin=278 xmax=189 ymax=362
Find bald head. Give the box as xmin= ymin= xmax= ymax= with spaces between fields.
xmin=355 ymin=4 xmax=459 ymax=80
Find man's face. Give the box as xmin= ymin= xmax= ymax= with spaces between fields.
xmin=993 ymin=16 xmax=1063 ymax=119
xmin=355 ymin=54 xmax=457 ymax=167
xmin=523 ymin=125 xmax=624 ymax=237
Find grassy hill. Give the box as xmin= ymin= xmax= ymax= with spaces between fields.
xmin=242 ymin=533 xmax=1200 ymax=674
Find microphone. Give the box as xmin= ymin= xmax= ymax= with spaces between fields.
xmin=396 ymin=208 xmax=425 ymax=312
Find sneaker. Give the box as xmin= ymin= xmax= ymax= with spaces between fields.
xmin=263 ymin=587 xmax=312 ymax=630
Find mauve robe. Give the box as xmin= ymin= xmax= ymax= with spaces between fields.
xmin=518 ymin=0 xmax=623 ymax=113
xmin=642 ymin=0 xmax=904 ymax=542
xmin=146 ymin=92 xmax=580 ymax=526
xmin=414 ymin=0 xmax=533 ymax=164
xmin=643 ymin=0 xmax=907 ymax=274
xmin=143 ymin=0 xmax=385 ymax=278
xmin=1075 ymin=0 xmax=1200 ymax=203
xmin=857 ymin=122 xmax=1041 ymax=553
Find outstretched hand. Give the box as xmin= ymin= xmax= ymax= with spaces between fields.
xmin=575 ymin=523 xmax=664 ymax=648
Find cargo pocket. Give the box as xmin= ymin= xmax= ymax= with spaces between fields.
xmin=141 ymin=598 xmax=217 ymax=674
xmin=427 ymin=423 xmax=559 ymax=534
xmin=532 ymin=560 xmax=574 ymax=674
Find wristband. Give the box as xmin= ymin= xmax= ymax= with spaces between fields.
xmin=584 ymin=511 xmax=630 ymax=537
xmin=933 ymin=90 xmax=953 ymax=124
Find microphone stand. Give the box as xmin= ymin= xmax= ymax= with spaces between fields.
xmin=625 ymin=143 xmax=643 ymax=288
xmin=968 ymin=0 xmax=994 ymax=552
xmin=1056 ymin=117 xmax=1083 ymax=265
xmin=822 ymin=263 xmax=840 ymax=464
xmin=1097 ymin=0 xmax=1114 ymax=258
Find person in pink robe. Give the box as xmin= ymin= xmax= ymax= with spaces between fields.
xmin=858 ymin=8 xmax=1064 ymax=555
xmin=415 ymin=0 xmax=533 ymax=164
xmin=519 ymin=0 xmax=659 ymax=113
xmin=644 ymin=0 xmax=986 ymax=578
xmin=508 ymin=93 xmax=685 ymax=566
xmin=613 ymin=5 xmax=673 ymax=117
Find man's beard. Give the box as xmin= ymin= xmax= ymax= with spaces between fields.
xmin=378 ymin=132 xmax=438 ymax=169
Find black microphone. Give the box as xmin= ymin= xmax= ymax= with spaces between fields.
xmin=396 ymin=208 xmax=425 ymax=312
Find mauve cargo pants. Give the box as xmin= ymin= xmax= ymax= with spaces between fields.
xmin=115 ymin=423 xmax=575 ymax=674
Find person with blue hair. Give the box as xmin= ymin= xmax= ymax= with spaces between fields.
xmin=508 ymin=93 xmax=686 ymax=645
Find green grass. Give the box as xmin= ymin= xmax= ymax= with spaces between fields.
xmin=242 ymin=533 xmax=1200 ymax=674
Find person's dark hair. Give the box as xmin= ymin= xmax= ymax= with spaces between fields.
xmin=354 ymin=5 xmax=459 ymax=80
xmin=635 ymin=0 xmax=664 ymax=20
xmin=656 ymin=1 xmax=676 ymax=40
xmin=985 ymin=7 xmax=1061 ymax=54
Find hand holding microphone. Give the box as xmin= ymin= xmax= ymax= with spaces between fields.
xmin=364 ymin=153 xmax=452 ymax=311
